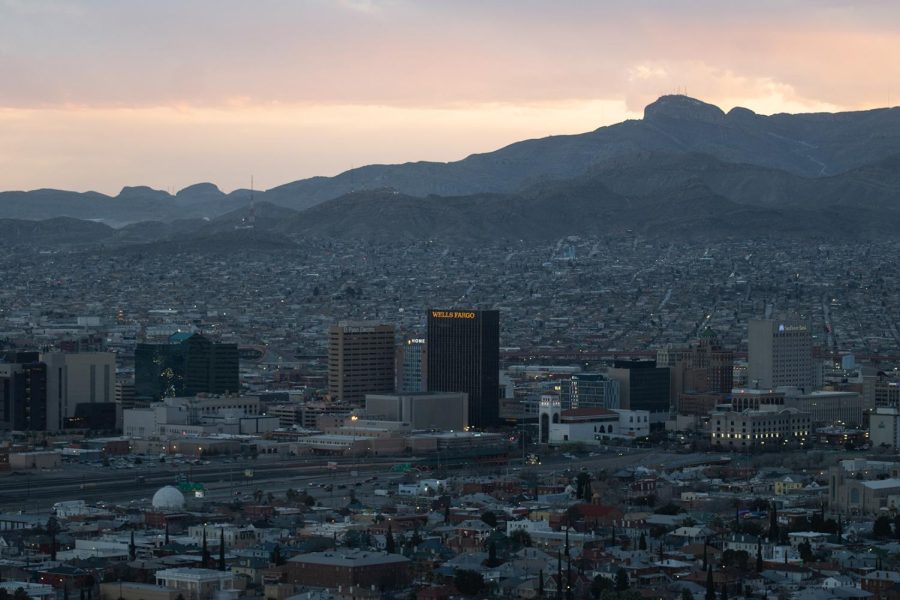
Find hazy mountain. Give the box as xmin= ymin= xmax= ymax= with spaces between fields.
xmin=5 ymin=95 xmax=900 ymax=224
xmin=0 ymin=217 xmax=115 ymax=247
xmin=261 ymin=95 xmax=900 ymax=210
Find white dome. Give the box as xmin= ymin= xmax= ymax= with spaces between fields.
xmin=152 ymin=485 xmax=185 ymax=510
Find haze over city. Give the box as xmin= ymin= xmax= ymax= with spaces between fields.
xmin=2 ymin=0 xmax=900 ymax=193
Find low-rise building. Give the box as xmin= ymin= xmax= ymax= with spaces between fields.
xmin=286 ymin=550 xmax=411 ymax=590
xmin=710 ymin=407 xmax=811 ymax=450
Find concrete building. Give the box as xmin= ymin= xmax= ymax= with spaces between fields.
xmin=829 ymin=459 xmax=900 ymax=514
xmin=748 ymin=319 xmax=814 ymax=390
xmin=710 ymin=407 xmax=811 ymax=450
xmin=328 ymin=321 xmax=395 ymax=404
xmin=731 ymin=388 xmax=785 ymax=412
xmin=287 ymin=550 xmax=411 ymax=590
xmin=42 ymin=351 xmax=116 ymax=431
xmin=870 ymin=408 xmax=900 ymax=449
xmin=365 ymin=391 xmax=468 ymax=431
xmin=154 ymin=568 xmax=237 ymax=600
xmin=783 ymin=389 xmax=866 ymax=427
xmin=658 ymin=329 xmax=734 ymax=402
xmin=538 ymin=397 xmax=650 ymax=444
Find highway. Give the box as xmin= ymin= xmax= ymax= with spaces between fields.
xmin=0 ymin=449 xmax=719 ymax=514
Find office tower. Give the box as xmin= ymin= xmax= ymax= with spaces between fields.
xmin=42 ymin=351 xmax=116 ymax=431
xmin=0 ymin=352 xmax=48 ymax=431
xmin=427 ymin=309 xmax=499 ymax=429
xmin=396 ymin=337 xmax=427 ymax=393
xmin=558 ymin=373 xmax=620 ymax=410
xmin=328 ymin=322 xmax=396 ymax=404
xmin=135 ymin=333 xmax=239 ymax=401
xmin=659 ymin=330 xmax=734 ymax=412
xmin=748 ymin=319 xmax=814 ymax=390
xmin=605 ymin=359 xmax=670 ymax=421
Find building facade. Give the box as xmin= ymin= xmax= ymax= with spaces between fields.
xmin=0 ymin=352 xmax=47 ymax=431
xmin=396 ymin=337 xmax=427 ymax=393
xmin=327 ymin=322 xmax=396 ymax=404
xmin=558 ymin=373 xmax=620 ymax=410
xmin=135 ymin=333 xmax=238 ymax=401
xmin=365 ymin=391 xmax=468 ymax=431
xmin=427 ymin=309 xmax=499 ymax=429
xmin=748 ymin=319 xmax=814 ymax=390
xmin=605 ymin=360 xmax=670 ymax=421
xmin=710 ymin=407 xmax=811 ymax=450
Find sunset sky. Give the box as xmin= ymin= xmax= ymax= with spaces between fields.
xmin=2 ymin=0 xmax=899 ymax=195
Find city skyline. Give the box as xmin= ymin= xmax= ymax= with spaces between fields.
xmin=2 ymin=0 xmax=899 ymax=194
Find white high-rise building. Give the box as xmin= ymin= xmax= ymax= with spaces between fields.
xmin=748 ymin=319 xmax=813 ymax=391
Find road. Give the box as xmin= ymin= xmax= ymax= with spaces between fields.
xmin=0 ymin=450 xmax=720 ymax=514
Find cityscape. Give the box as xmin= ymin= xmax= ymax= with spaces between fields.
xmin=3 ymin=2 xmax=900 ymax=600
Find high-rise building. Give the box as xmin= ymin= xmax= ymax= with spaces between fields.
xmin=605 ymin=360 xmax=670 ymax=422
xmin=658 ymin=329 xmax=734 ymax=396
xmin=558 ymin=373 xmax=620 ymax=410
xmin=396 ymin=337 xmax=427 ymax=393
xmin=0 ymin=352 xmax=47 ymax=431
xmin=328 ymin=322 xmax=396 ymax=404
xmin=427 ymin=309 xmax=499 ymax=429
xmin=42 ymin=351 xmax=116 ymax=431
xmin=134 ymin=333 xmax=239 ymax=401
xmin=748 ymin=319 xmax=814 ymax=390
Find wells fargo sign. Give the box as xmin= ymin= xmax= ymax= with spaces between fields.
xmin=431 ymin=310 xmax=476 ymax=319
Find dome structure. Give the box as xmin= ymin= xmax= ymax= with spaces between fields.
xmin=152 ymin=485 xmax=185 ymax=510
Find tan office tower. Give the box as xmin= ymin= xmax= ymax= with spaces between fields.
xmin=328 ymin=322 xmax=396 ymax=404
xmin=748 ymin=319 xmax=814 ymax=390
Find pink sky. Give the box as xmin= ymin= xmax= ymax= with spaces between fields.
xmin=1 ymin=0 xmax=898 ymax=195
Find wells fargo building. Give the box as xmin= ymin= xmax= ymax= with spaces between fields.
xmin=426 ymin=309 xmax=499 ymax=428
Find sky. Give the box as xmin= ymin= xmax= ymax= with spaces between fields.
xmin=1 ymin=0 xmax=899 ymax=195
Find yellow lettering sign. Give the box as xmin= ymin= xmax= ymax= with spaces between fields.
xmin=431 ymin=310 xmax=476 ymax=319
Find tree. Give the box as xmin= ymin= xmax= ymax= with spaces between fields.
xmin=454 ymin=569 xmax=484 ymax=597
xmin=756 ymin=539 xmax=763 ymax=573
xmin=768 ymin=504 xmax=779 ymax=542
xmin=721 ymin=583 xmax=728 ymax=600
xmin=487 ymin=541 xmax=500 ymax=567
xmin=46 ymin=516 xmax=60 ymax=561
xmin=874 ymin=515 xmax=893 ymax=538
xmin=270 ymin=544 xmax=285 ymax=566
xmin=481 ymin=511 xmax=498 ymax=528
xmin=590 ymin=575 xmax=611 ymax=599
xmin=13 ymin=589 xmax=29 ymax=600
xmin=639 ymin=532 xmax=647 ymax=551
xmin=575 ymin=472 xmax=591 ymax=501
xmin=615 ymin=568 xmax=629 ymax=592
xmin=539 ymin=570 xmax=545 ymax=598
xmin=201 ymin=528 xmax=211 ymax=568
xmin=218 ymin=528 xmax=226 ymax=571
xmin=682 ymin=589 xmax=694 ymax=600
xmin=385 ymin=524 xmax=396 ymax=553
xmin=510 ymin=529 xmax=533 ymax=548
xmin=705 ymin=567 xmax=715 ymax=600
xmin=798 ymin=541 xmax=812 ymax=562
xmin=129 ymin=530 xmax=136 ymax=561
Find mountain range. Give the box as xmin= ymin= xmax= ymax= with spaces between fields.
xmin=3 ymin=95 xmax=900 ymax=247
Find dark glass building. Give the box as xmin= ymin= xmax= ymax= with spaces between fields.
xmin=0 ymin=352 xmax=48 ymax=431
xmin=426 ymin=309 xmax=499 ymax=429
xmin=606 ymin=359 xmax=671 ymax=420
xmin=135 ymin=333 xmax=239 ymax=400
